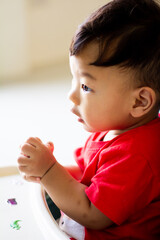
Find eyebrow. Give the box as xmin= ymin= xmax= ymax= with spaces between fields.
xmin=80 ymin=72 xmax=97 ymax=80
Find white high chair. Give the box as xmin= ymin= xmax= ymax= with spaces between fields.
xmin=0 ymin=166 xmax=70 ymax=240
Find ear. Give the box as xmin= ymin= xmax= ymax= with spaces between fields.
xmin=130 ymin=87 xmax=156 ymax=118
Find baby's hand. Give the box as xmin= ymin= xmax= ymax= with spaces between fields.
xmin=17 ymin=137 xmax=56 ymax=181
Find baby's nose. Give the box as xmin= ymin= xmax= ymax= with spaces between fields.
xmin=68 ymin=86 xmax=80 ymax=105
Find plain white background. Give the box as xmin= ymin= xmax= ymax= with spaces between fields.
xmin=0 ymin=64 xmax=89 ymax=167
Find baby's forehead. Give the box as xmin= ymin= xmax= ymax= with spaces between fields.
xmin=70 ymin=49 xmax=137 ymax=86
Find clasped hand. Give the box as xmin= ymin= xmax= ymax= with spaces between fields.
xmin=17 ymin=137 xmax=56 ymax=182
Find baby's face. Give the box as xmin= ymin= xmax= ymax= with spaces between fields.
xmin=68 ymin=42 xmax=136 ymax=133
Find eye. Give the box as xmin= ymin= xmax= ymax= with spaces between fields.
xmin=81 ymin=84 xmax=92 ymax=92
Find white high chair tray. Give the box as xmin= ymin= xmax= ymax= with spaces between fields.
xmin=0 ymin=166 xmax=69 ymax=240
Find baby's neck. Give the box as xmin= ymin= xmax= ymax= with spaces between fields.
xmin=103 ymin=131 xmax=119 ymax=141
xmin=103 ymin=114 xmax=159 ymax=142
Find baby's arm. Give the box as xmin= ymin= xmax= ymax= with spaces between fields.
xmin=64 ymin=165 xmax=83 ymax=180
xmin=41 ymin=161 xmax=113 ymax=229
xmin=18 ymin=137 xmax=113 ymax=230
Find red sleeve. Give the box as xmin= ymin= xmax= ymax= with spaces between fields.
xmin=85 ymin=143 xmax=154 ymax=225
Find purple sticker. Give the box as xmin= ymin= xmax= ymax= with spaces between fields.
xmin=7 ymin=198 xmax=17 ymax=205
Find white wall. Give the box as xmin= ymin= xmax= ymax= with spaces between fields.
xmin=0 ymin=0 xmax=29 ymax=79
xmin=0 ymin=0 xmax=110 ymax=80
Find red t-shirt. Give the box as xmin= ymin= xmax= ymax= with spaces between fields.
xmin=74 ymin=118 xmax=160 ymax=239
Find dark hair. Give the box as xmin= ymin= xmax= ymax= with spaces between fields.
xmin=70 ymin=0 xmax=160 ymax=98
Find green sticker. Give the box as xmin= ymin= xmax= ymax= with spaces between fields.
xmin=10 ymin=220 xmax=21 ymax=230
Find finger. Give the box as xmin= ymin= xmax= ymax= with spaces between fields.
xmin=23 ymin=174 xmax=41 ymax=183
xmin=21 ymin=141 xmax=37 ymax=156
xmin=17 ymin=154 xmax=31 ymax=166
xmin=46 ymin=142 xmax=54 ymax=153
xmin=18 ymin=165 xmax=31 ymax=175
xmin=35 ymin=137 xmax=42 ymax=143
xmin=25 ymin=137 xmax=42 ymax=148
